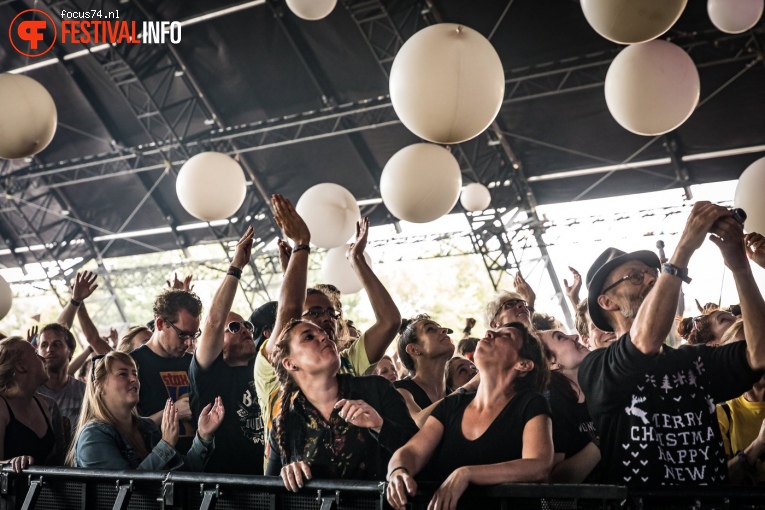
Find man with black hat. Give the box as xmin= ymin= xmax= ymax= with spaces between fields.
xmin=189 ymin=225 xmax=265 ymax=474
xmin=578 ymin=201 xmax=765 ymax=485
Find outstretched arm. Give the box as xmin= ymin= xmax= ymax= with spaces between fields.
xmin=196 ymin=227 xmax=254 ymax=369
xmin=267 ymin=195 xmax=311 ymax=357
xmin=57 ymin=271 xmax=98 ymax=329
xmin=349 ymin=217 xmax=401 ymax=363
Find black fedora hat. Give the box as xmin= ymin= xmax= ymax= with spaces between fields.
xmin=586 ymin=248 xmax=660 ymax=332
xmin=249 ymin=301 xmax=278 ymax=350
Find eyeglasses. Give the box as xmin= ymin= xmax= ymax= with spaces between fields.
xmin=601 ymin=268 xmax=658 ymax=295
xmin=226 ymin=320 xmax=254 ymax=335
xmin=302 ymin=306 xmax=340 ymax=320
xmin=90 ymin=354 xmax=106 ymax=383
xmin=498 ymin=298 xmax=528 ymax=311
xmin=163 ymin=318 xmax=202 ymax=341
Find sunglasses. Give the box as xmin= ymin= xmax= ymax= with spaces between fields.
xmin=163 ymin=318 xmax=202 ymax=341
xmin=226 ymin=320 xmax=254 ymax=334
xmin=90 ymin=354 xmax=106 ymax=383
xmin=601 ymin=268 xmax=658 ymax=295
xmin=302 ymin=306 xmax=341 ymax=320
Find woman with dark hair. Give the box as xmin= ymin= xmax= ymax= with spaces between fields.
xmin=676 ymin=309 xmax=737 ymax=345
xmin=393 ymin=315 xmax=455 ymax=425
xmin=445 ymin=357 xmax=477 ymax=393
xmin=539 ymin=330 xmax=601 ymax=483
xmin=386 ymin=322 xmax=553 ymax=510
xmin=266 ymin=319 xmax=417 ymax=491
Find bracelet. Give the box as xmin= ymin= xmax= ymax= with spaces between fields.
xmin=227 ymin=266 xmax=243 ymax=279
xmin=292 ymin=244 xmax=310 ymax=254
xmin=70 ymin=298 xmax=82 ymax=307
xmin=387 ymin=466 xmax=408 ymax=481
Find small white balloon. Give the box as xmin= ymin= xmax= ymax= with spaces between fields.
xmin=390 ymin=24 xmax=505 ymax=144
xmin=581 ymin=0 xmax=688 ymax=44
xmin=734 ymin=156 xmax=765 ymax=235
xmin=321 ymin=245 xmax=372 ymax=294
xmin=296 ymin=183 xmax=360 ymax=249
xmin=380 ymin=144 xmax=462 ymax=223
xmin=176 ymin=152 xmax=247 ymax=221
xmin=286 ymin=0 xmax=337 ymax=20
xmin=605 ymin=40 xmax=699 ymax=136
xmin=708 ymin=0 xmax=763 ymax=34
xmin=0 ymin=275 xmax=12 ymax=321
xmin=0 ymin=74 xmax=57 ymax=160
xmin=460 ymin=183 xmax=492 ymax=212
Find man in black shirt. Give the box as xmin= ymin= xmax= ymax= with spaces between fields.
xmin=579 ymin=202 xmax=765 ymax=485
xmin=189 ymin=225 xmax=265 ymax=474
xmin=131 ymin=288 xmax=203 ymax=453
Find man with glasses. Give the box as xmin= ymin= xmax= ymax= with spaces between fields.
xmin=578 ymin=202 xmax=765 ymax=486
xmin=189 ymin=226 xmax=265 ymax=474
xmin=130 ymin=287 xmax=203 ymax=453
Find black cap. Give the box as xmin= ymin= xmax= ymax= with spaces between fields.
xmin=586 ymin=247 xmax=660 ymax=332
xmin=249 ymin=301 xmax=277 ymax=349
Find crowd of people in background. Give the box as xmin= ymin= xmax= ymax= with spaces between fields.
xmin=0 ymin=196 xmax=764 ymax=509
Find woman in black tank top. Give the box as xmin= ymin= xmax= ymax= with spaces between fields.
xmin=0 ymin=337 xmax=64 ymax=472
xmin=393 ymin=315 xmax=457 ymax=426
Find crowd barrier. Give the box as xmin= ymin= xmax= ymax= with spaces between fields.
xmin=1 ymin=466 xmax=764 ymax=510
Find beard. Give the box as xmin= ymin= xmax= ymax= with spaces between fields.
xmin=618 ymin=285 xmax=653 ymax=319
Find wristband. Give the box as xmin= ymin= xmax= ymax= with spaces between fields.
xmin=662 ymin=263 xmax=691 ymax=284
xmin=387 ymin=466 xmax=408 ymax=481
xmin=70 ymin=298 xmax=82 ymax=307
xmin=227 ymin=266 xmax=242 ymax=279
xmin=292 ymin=244 xmax=310 ymax=254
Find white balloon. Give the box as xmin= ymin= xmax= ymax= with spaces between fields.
xmin=460 ymin=183 xmax=492 ymax=212
xmin=0 ymin=74 xmax=57 ymax=160
xmin=708 ymin=0 xmax=763 ymax=34
xmin=605 ymin=40 xmax=699 ymax=136
xmin=380 ymin=144 xmax=462 ymax=223
xmin=321 ymin=245 xmax=372 ymax=294
xmin=176 ymin=152 xmax=247 ymax=221
xmin=390 ymin=24 xmax=505 ymax=144
xmin=286 ymin=0 xmax=337 ymax=20
xmin=296 ymin=183 xmax=360 ymax=249
xmin=0 ymin=275 xmax=12 ymax=321
xmin=581 ymin=0 xmax=688 ymax=44
xmin=734 ymin=157 xmax=765 ymax=235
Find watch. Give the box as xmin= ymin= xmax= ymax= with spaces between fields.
xmin=662 ymin=263 xmax=691 ymax=284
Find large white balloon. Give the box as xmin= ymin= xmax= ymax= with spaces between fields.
xmin=734 ymin=157 xmax=765 ymax=235
xmin=581 ymin=0 xmax=688 ymax=44
xmin=0 ymin=74 xmax=57 ymax=160
xmin=321 ymin=245 xmax=372 ymax=294
xmin=0 ymin=275 xmax=12 ymax=321
xmin=286 ymin=0 xmax=337 ymax=20
xmin=460 ymin=183 xmax=492 ymax=212
xmin=708 ymin=0 xmax=763 ymax=34
xmin=605 ymin=40 xmax=699 ymax=136
xmin=390 ymin=24 xmax=505 ymax=144
xmin=176 ymin=152 xmax=247 ymax=221
xmin=296 ymin=183 xmax=360 ymax=249
xmin=380 ymin=144 xmax=462 ymax=223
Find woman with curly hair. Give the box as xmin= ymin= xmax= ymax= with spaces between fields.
xmin=265 ymin=319 xmax=417 ymax=491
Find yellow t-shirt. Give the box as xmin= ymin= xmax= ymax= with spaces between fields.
xmin=253 ymin=333 xmax=371 ymax=448
xmin=717 ymin=395 xmax=765 ymax=484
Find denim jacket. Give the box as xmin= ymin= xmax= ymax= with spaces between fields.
xmin=74 ymin=418 xmax=213 ymax=471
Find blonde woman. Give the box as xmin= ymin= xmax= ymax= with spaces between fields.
xmin=70 ymin=351 xmax=224 ymax=470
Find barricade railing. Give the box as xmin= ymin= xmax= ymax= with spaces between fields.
xmin=1 ymin=466 xmax=764 ymax=510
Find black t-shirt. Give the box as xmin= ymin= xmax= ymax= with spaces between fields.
xmin=130 ymin=345 xmax=195 ymax=452
xmin=189 ymin=352 xmax=265 ymax=474
xmin=422 ymin=389 xmax=551 ymax=482
xmin=578 ymin=334 xmax=761 ymax=486
xmin=393 ymin=379 xmax=432 ymax=409
xmin=548 ymin=389 xmax=601 ymax=482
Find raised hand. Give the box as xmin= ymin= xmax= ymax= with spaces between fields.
xmin=745 ymin=232 xmax=765 ymax=269
xmin=166 ymin=273 xmax=195 ymax=291
xmin=108 ymin=328 xmax=119 ymax=347
xmin=26 ymin=325 xmax=38 ymax=344
xmin=335 ymin=398 xmax=383 ymax=432
xmin=232 ymin=225 xmax=254 ymax=270
xmin=514 ymin=272 xmax=536 ymax=309
xmin=161 ymin=399 xmax=179 ymax=448
xmin=271 ymin=194 xmax=310 ymax=246
xmin=677 ymin=202 xmax=732 ymax=256
xmin=72 ymin=271 xmax=98 ymax=302
xmin=277 ymin=238 xmax=292 ymax=273
xmin=281 ymin=460 xmax=312 ymax=492
xmin=709 ymin=216 xmax=747 ymax=272
xmin=387 ymin=469 xmax=417 ymax=510
xmin=563 ymin=266 xmax=582 ymax=305
xmin=197 ymin=396 xmax=225 ymax=441
xmin=347 ymin=217 xmax=370 ymax=261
